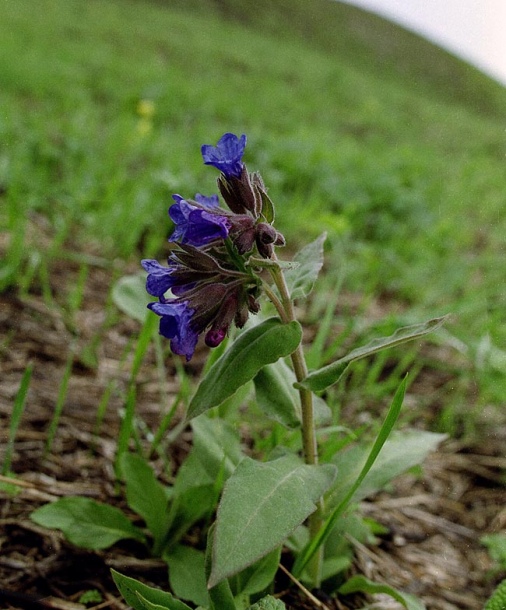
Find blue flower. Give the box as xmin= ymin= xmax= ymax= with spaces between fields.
xmin=169 ymin=195 xmax=230 ymax=246
xmin=194 ymin=193 xmax=219 ymax=208
xmin=201 ymin=133 xmax=247 ymax=179
xmin=148 ymin=300 xmax=198 ymax=361
xmin=141 ymin=259 xmax=177 ymax=298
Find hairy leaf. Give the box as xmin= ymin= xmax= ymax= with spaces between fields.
xmin=209 ymin=455 xmax=336 ymax=587
xmin=187 ymin=318 xmax=302 ymax=420
xmin=121 ymin=452 xmax=171 ymax=551
xmin=31 ymin=497 xmax=145 ymax=549
xmin=299 ymin=316 xmax=448 ymax=392
xmin=284 ymin=232 xmax=326 ymax=300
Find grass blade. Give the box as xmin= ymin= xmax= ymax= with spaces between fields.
xmin=293 ymin=375 xmax=408 ymax=577
xmin=2 ymin=364 xmax=33 ymax=475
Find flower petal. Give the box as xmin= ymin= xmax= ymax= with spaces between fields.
xmin=148 ymin=300 xmax=198 ymax=361
xmin=168 ymin=195 xmax=230 ymax=246
xmin=142 ymin=259 xmax=176 ymax=297
xmin=201 ymin=133 xmax=247 ymax=179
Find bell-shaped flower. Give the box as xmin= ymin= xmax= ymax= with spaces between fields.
xmin=143 ymin=244 xmax=261 ymax=361
xmin=147 ymin=300 xmax=198 ymax=361
xmin=201 ymin=133 xmax=247 ymax=180
xmin=169 ymin=195 xmax=230 ymax=247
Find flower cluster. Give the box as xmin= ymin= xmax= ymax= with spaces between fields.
xmin=142 ymin=133 xmax=285 ymax=360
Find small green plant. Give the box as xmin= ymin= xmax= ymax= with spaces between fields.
xmin=31 ymin=133 xmax=447 ymax=609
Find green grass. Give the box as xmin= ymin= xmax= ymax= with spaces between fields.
xmin=1 ymin=0 xmax=505 ymax=428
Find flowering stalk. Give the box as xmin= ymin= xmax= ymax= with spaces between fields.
xmin=142 ymin=132 xmax=324 ymax=585
xmin=266 ymin=257 xmax=324 ymax=586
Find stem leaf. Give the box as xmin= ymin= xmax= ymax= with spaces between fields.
xmin=298 ymin=315 xmax=448 ymax=392
xmin=187 ymin=318 xmax=302 ymax=420
xmin=284 ymin=232 xmax=326 ymax=300
xmin=254 ymin=359 xmax=301 ymax=428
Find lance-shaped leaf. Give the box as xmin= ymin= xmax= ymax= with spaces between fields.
xmin=284 ymin=232 xmax=326 ymax=300
xmin=254 ymin=360 xmax=331 ymax=427
xmin=120 ymin=453 xmax=171 ymax=553
xmin=208 ymin=455 xmax=337 ymax=588
xmin=254 ymin=360 xmax=301 ymax=428
xmin=298 ymin=315 xmax=448 ymax=393
xmin=31 ymin=497 xmax=146 ymax=549
xmin=187 ymin=318 xmax=302 ymax=420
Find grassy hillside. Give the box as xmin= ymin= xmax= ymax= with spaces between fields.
xmin=1 ymin=0 xmax=505 ymax=417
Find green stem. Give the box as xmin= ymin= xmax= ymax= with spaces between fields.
xmin=267 ymin=256 xmax=324 ymax=587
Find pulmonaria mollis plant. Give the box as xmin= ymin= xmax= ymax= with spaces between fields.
xmin=142 ymin=133 xmax=285 ymax=361
xmin=29 ymin=132 xmax=448 ymax=610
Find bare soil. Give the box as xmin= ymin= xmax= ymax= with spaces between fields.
xmin=1 ymin=259 xmax=505 ymax=610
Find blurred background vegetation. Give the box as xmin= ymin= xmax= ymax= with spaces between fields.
xmin=1 ymin=0 xmax=505 ymax=436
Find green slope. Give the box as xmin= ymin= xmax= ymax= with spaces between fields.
xmin=0 ymin=0 xmax=505 ymax=406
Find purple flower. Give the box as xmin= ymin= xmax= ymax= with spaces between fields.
xmin=148 ymin=300 xmax=198 ymax=361
xmin=201 ymin=133 xmax=247 ymax=179
xmin=194 ymin=193 xmax=219 ymax=208
xmin=141 ymin=259 xmax=178 ymax=298
xmin=169 ymin=195 xmax=230 ymax=246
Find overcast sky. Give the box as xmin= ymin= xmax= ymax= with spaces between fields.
xmin=339 ymin=0 xmax=506 ymax=87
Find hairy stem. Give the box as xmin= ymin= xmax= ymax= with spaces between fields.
xmin=267 ymin=256 xmax=324 ymax=587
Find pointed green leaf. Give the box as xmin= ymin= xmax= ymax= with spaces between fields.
xmin=299 ymin=316 xmax=448 ymax=392
xmin=284 ymin=232 xmax=326 ymax=300
xmin=254 ymin=360 xmax=301 ymax=428
xmin=120 ymin=453 xmax=171 ymax=550
xmin=31 ymin=497 xmax=145 ymax=549
xmin=165 ymin=546 xmax=208 ymax=607
xmin=111 ymin=570 xmax=192 ymax=610
xmin=187 ymin=318 xmax=302 ymax=420
xmin=327 ymin=429 xmax=447 ymax=508
xmin=205 ymin=524 xmax=236 ymax=610
xmin=339 ymin=575 xmax=425 ymax=610
xmin=254 ymin=360 xmax=330 ymax=427
xmin=232 ymin=547 xmax=282 ymax=597
xmin=260 ymin=189 xmax=275 ymax=224
xmin=209 ymin=455 xmax=337 ymax=587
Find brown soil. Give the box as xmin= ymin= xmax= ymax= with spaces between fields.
xmin=1 ymin=259 xmax=505 ymax=610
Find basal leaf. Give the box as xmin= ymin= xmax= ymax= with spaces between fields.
xmin=120 ymin=453 xmax=171 ymax=551
xmin=111 ymin=570 xmax=192 ymax=610
xmin=232 ymin=547 xmax=282 ymax=597
xmin=299 ymin=315 xmax=448 ymax=392
xmin=209 ymin=455 xmax=336 ymax=587
xmin=187 ymin=318 xmax=302 ymax=420
xmin=164 ymin=545 xmax=208 ymax=607
xmin=31 ymin=497 xmax=145 ymax=549
xmin=284 ymin=232 xmax=326 ymax=300
xmin=327 ymin=429 xmax=447 ymax=508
